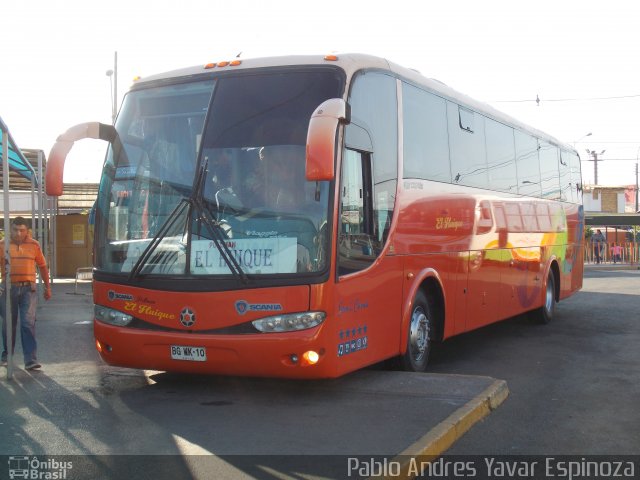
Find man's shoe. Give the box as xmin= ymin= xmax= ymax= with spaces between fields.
xmin=25 ymin=361 xmax=42 ymax=371
xmin=0 ymin=359 xmax=7 ymax=367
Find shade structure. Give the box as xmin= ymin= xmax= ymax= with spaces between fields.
xmin=0 ymin=116 xmax=37 ymax=183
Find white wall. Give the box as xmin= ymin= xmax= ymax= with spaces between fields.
xmin=583 ymin=191 xmax=602 ymax=212
xmin=617 ymin=193 xmax=625 ymax=213
xmin=0 ymin=191 xmax=53 ymax=214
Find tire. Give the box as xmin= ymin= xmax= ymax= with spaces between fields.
xmin=531 ymin=270 xmax=556 ymax=324
xmin=401 ymin=290 xmax=434 ymax=372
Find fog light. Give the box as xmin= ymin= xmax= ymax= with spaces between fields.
xmin=290 ymin=354 xmax=299 ymax=364
xmin=302 ymin=350 xmax=319 ymax=365
xmin=96 ymin=339 xmax=112 ymax=353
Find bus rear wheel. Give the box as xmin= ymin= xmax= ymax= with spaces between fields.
xmin=531 ymin=270 xmax=556 ymax=324
xmin=401 ymin=291 xmax=433 ymax=372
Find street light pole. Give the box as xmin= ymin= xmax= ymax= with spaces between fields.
xmin=572 ymin=132 xmax=592 ymax=148
xmin=113 ymin=51 xmax=118 ymax=123
xmin=636 ymin=162 xmax=640 ymax=213
xmin=105 ymin=51 xmax=118 ymax=124
xmin=635 ymin=146 xmax=640 ymax=213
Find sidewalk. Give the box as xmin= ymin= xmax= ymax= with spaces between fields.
xmin=584 ymin=262 xmax=640 ymax=271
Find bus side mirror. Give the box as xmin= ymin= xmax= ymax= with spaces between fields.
xmin=46 ymin=122 xmax=116 ymax=196
xmin=306 ymin=98 xmax=350 ymax=181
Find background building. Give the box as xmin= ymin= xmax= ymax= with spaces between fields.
xmin=1 ymin=147 xmax=98 ymax=277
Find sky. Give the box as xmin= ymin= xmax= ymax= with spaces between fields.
xmin=2 ymin=0 xmax=640 ymax=186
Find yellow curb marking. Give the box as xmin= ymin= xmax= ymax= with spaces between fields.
xmin=379 ymin=379 xmax=509 ymax=479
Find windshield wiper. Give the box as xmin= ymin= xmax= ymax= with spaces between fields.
xmin=129 ymin=156 xmax=249 ymax=283
xmin=128 ymin=198 xmax=189 ymax=281
xmin=192 ymin=158 xmax=249 ymax=283
xmin=127 ymin=195 xmax=248 ymax=283
xmin=193 ymin=197 xmax=249 ymax=284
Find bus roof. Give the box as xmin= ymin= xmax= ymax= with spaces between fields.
xmin=131 ymin=53 xmax=575 ymax=153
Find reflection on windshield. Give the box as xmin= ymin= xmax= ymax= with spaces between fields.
xmin=96 ymin=80 xmax=214 ymax=274
xmin=197 ymin=145 xmax=329 ymax=274
xmin=203 ymin=145 xmax=319 ymax=215
xmin=95 ymin=69 xmax=342 ymax=278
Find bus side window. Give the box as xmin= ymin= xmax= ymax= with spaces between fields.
xmin=338 ymin=149 xmax=376 ymax=275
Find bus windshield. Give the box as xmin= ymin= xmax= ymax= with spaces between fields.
xmin=95 ymin=69 xmax=343 ymax=278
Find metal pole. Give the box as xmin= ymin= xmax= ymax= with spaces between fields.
xmin=38 ymin=150 xmax=53 ymax=282
xmin=38 ymin=150 xmax=44 ymax=246
xmin=31 ymin=174 xmax=39 ymax=289
xmin=114 ymin=51 xmax=118 ymax=124
xmin=31 ymin=174 xmax=35 ymax=238
xmin=52 ymin=199 xmax=57 ymax=278
xmin=2 ymin=128 xmax=14 ymax=379
xmin=44 ymin=190 xmax=50 ymax=276
xmin=635 ymin=163 xmax=638 ymax=213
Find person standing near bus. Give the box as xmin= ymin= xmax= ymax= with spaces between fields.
xmin=592 ymin=229 xmax=606 ymax=264
xmin=0 ymin=217 xmax=52 ymax=370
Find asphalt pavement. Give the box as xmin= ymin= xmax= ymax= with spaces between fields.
xmin=0 ymin=279 xmax=507 ymax=479
xmin=429 ymin=263 xmax=640 ymax=456
xmin=3 ymin=262 xmax=638 ymax=478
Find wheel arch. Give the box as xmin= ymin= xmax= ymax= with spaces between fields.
xmin=400 ymin=269 xmax=446 ymax=355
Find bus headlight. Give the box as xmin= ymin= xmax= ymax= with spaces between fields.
xmin=94 ymin=304 xmax=134 ymax=326
xmin=252 ymin=312 xmax=326 ymax=332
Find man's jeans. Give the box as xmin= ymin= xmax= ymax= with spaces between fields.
xmin=1 ymin=285 xmax=38 ymax=364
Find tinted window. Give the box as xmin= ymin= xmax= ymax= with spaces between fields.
xmin=539 ymin=141 xmax=560 ymax=199
xmin=349 ymin=72 xmax=397 ymax=184
xmin=485 ymin=118 xmax=517 ymax=193
xmin=347 ymin=72 xmax=398 ymax=246
xmin=338 ymin=149 xmax=377 ymax=275
xmin=569 ymin=151 xmax=583 ymax=204
xmin=448 ymin=102 xmax=488 ymax=188
xmin=203 ymin=70 xmax=343 ymax=148
xmin=402 ymin=83 xmax=451 ymax=182
xmin=515 ymin=131 xmax=540 ymax=196
xmin=559 ymin=150 xmax=573 ymax=202
xmin=459 ymin=107 xmax=475 ymax=132
xmin=96 ymin=80 xmax=215 ymax=273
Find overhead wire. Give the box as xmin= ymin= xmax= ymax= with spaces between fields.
xmin=493 ymin=93 xmax=640 ymax=103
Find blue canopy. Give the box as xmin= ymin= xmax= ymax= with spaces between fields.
xmin=0 ymin=116 xmax=37 ymax=183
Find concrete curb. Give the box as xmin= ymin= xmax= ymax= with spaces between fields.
xmin=382 ymin=378 xmax=509 ymax=479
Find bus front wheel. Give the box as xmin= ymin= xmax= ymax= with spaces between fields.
xmin=401 ymin=290 xmax=434 ymax=372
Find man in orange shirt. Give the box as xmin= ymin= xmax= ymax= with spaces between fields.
xmin=1 ymin=217 xmax=52 ymax=370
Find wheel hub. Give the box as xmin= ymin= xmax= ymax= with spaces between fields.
xmin=545 ymin=277 xmax=554 ymax=314
xmin=409 ymin=308 xmax=429 ymax=362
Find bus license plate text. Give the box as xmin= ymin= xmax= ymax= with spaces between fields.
xmin=171 ymin=345 xmax=207 ymax=362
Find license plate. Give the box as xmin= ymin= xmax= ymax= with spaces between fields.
xmin=170 ymin=345 xmax=207 ymax=362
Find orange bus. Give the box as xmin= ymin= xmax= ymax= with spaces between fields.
xmin=46 ymin=54 xmax=583 ymax=378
